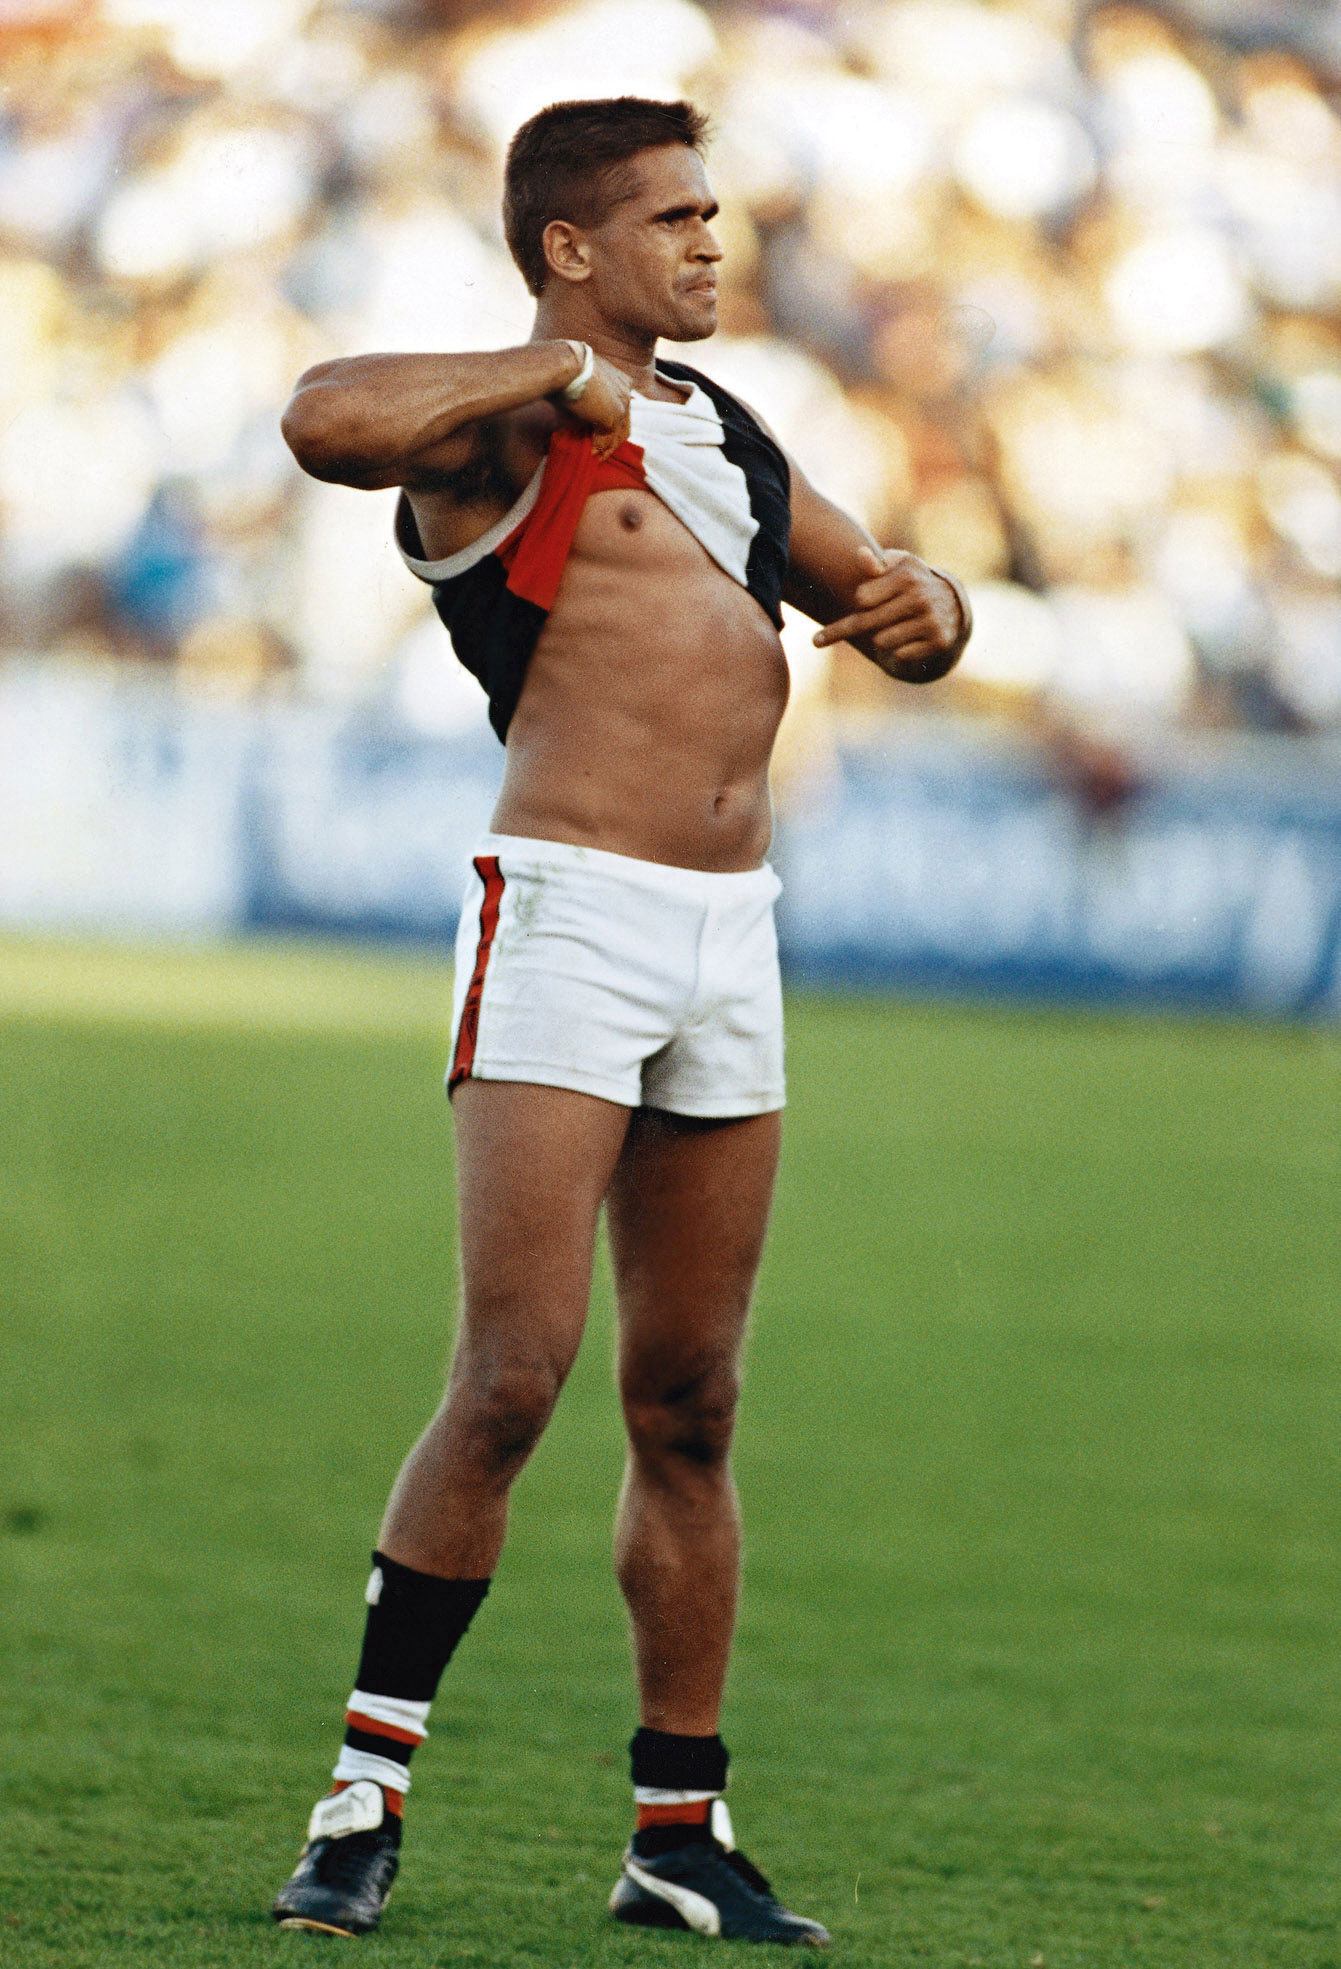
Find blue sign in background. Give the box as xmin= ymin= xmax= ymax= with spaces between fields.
xmin=240 ymin=709 xmax=500 ymax=943
xmin=8 ymin=663 xmax=1339 ymax=1020
xmin=233 ymin=708 xmax=1341 ymax=1020
xmin=773 ymin=729 xmax=1341 ymax=1019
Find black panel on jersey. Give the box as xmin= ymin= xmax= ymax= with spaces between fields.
xmin=430 ymin=552 xmax=545 ymax=744
xmin=657 ymin=360 xmax=792 ymax=629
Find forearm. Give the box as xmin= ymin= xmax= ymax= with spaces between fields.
xmin=785 ymin=464 xmax=972 ymax=683
xmin=280 ymin=340 xmax=583 ymax=486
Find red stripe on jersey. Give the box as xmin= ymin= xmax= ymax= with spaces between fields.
xmin=498 ymin=426 xmax=646 ymax=612
xmin=449 ymin=855 xmax=505 ymax=1091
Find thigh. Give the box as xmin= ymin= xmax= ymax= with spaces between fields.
xmin=606 ymin=1107 xmax=783 ymax=1395
xmin=452 ymin=1079 xmax=632 ymax=1375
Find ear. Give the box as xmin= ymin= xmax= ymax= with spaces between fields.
xmin=541 ymin=219 xmax=593 ymax=285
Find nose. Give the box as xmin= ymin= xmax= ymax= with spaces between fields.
xmin=694 ymin=221 xmax=722 ymax=264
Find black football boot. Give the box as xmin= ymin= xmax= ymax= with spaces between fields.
xmin=271 ymin=1780 xmax=402 ymax=1936
xmin=609 ymin=1800 xmax=829 ymax=1946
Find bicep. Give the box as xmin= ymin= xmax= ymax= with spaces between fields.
xmin=724 ymin=399 xmax=878 ymax=621
xmin=329 ymin=424 xmax=488 ymax=494
xmin=782 ymin=461 xmax=882 ymax=626
xmin=352 ymin=417 xmax=517 ymax=499
xmin=282 ymin=419 xmax=484 ymax=493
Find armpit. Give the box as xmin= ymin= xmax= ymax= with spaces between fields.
xmin=404 ymin=420 xmax=517 ymax=506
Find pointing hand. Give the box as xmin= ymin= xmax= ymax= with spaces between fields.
xmin=813 ymin=545 xmax=968 ymax=681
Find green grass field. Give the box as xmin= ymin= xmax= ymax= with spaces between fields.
xmin=2 ymin=935 xmax=1339 ymax=1967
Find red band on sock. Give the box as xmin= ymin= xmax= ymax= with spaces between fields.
xmin=344 ymin=1709 xmax=423 ymax=1747
xmin=636 ymin=1798 xmax=713 ymax=1830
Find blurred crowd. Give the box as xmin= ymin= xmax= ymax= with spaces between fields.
xmin=1 ymin=0 xmax=1339 ymax=743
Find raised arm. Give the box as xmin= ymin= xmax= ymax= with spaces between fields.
xmin=279 ymin=342 xmax=631 ymax=491
xmin=784 ymin=455 xmax=972 ymax=686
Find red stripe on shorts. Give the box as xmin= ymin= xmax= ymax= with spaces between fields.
xmin=449 ymin=855 xmax=505 ymax=1091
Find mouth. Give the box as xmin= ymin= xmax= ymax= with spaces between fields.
xmin=684 ymin=282 xmax=718 ymax=300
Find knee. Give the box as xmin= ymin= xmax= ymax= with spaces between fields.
xmin=452 ymin=1350 xmax=565 ymax=1476
xmin=621 ymin=1360 xmax=740 ymax=1477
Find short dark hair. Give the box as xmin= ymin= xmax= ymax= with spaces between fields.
xmin=503 ymin=97 xmax=709 ymax=298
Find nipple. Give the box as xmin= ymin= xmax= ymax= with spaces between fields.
xmin=619 ymin=502 xmax=644 ymax=531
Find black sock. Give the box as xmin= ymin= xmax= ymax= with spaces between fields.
xmin=355 ymin=1552 xmax=490 ymax=1698
xmin=630 ymin=1727 xmax=729 ymax=1856
xmin=331 ymin=1552 xmax=490 ymax=1804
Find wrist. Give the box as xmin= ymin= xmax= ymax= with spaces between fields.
xmin=558 ymin=339 xmax=594 ymax=402
xmin=926 ymin=565 xmax=972 ymax=647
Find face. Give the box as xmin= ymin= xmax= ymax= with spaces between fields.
xmin=551 ymin=145 xmax=722 ymax=341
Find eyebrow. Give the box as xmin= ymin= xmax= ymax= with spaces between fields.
xmin=651 ymin=200 xmax=720 ymax=223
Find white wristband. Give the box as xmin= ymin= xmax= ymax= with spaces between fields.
xmin=559 ymin=339 xmax=594 ymax=402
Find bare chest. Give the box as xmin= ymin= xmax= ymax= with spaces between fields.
xmin=569 ymin=485 xmax=724 ymax=575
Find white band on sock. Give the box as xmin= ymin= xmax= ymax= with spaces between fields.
xmin=634 ymin=1787 xmax=722 ymax=1806
xmin=333 ymin=1746 xmax=413 ymax=1794
xmin=345 ymin=1689 xmax=431 ymax=1741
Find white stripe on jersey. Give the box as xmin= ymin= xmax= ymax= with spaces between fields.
xmin=630 ymin=375 xmax=757 ymax=590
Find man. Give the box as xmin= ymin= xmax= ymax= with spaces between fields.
xmin=272 ymin=96 xmax=971 ymax=1946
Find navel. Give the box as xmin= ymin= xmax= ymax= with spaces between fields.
xmin=619 ymin=502 xmax=644 ymax=531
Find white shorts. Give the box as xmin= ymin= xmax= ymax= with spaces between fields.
xmin=447 ymin=833 xmax=785 ymax=1118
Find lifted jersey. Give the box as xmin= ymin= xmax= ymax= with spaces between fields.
xmin=394 ymin=360 xmax=792 ymax=742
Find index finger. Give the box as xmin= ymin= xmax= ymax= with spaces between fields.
xmin=812 ymin=611 xmax=869 ymax=647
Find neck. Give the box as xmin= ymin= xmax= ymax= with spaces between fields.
xmin=530 ymin=302 xmax=659 ymax=393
